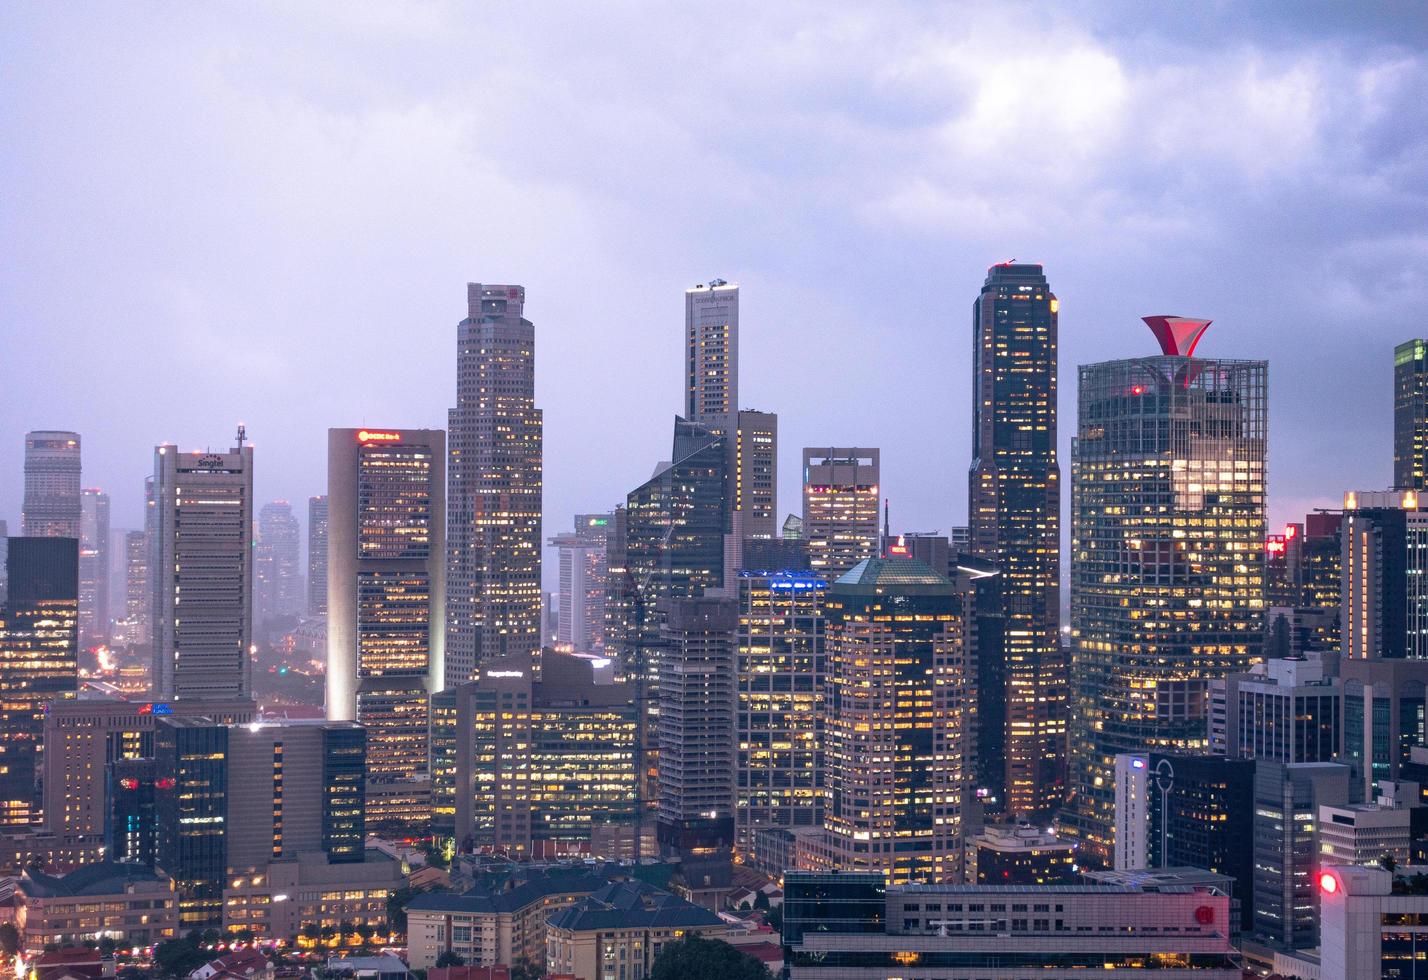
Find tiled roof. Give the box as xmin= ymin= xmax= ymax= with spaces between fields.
xmin=546 ymin=880 xmax=722 ymax=933
xmin=834 ymin=556 xmax=955 ymax=593
xmin=23 ymin=862 xmax=163 ymax=898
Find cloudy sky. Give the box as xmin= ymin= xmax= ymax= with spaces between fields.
xmin=4 ymin=2 xmax=1427 ymax=584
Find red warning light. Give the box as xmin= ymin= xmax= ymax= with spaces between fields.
xmin=1319 ymin=872 xmax=1339 ymax=894
xmin=1131 ymin=385 xmax=1145 ymax=396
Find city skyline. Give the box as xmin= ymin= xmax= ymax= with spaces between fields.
xmin=6 ymin=6 xmax=1424 ymax=583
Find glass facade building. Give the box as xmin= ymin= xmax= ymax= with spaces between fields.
xmin=22 ymin=431 xmax=82 ymax=538
xmin=1066 ymin=321 xmax=1267 ymax=867
xmin=968 ymin=262 xmax=1065 ymax=820
xmin=1394 ymin=339 xmax=1428 ymax=492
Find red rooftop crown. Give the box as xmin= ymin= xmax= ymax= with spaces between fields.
xmin=1143 ymin=315 xmax=1211 ymax=356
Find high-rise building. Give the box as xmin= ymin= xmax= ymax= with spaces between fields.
xmin=1210 ymin=656 xmax=1340 ymax=764
xmin=22 ymin=432 xmax=82 ymax=539
xmin=0 ymin=537 xmax=79 ymax=828
xmin=656 ymin=596 xmax=737 ymax=908
xmin=326 ymin=427 xmax=444 ymax=836
xmin=118 ymin=529 xmax=150 ymax=648
xmin=968 ymin=261 xmax=1064 ymax=820
xmin=446 ymin=283 xmax=543 ymax=684
xmin=823 ymin=554 xmax=969 ymax=884
xmin=802 ymin=449 xmax=879 ymax=579
xmin=1115 ymin=752 xmax=1256 ymax=933
xmin=107 ymin=757 xmax=158 ymax=866
xmin=549 ymin=513 xmax=613 ymax=654
xmin=1338 ymin=657 xmax=1428 ymax=798
xmin=736 ymin=570 xmax=826 ymax=853
xmin=151 ymin=436 xmax=255 ymax=700
xmin=78 ymin=488 xmax=110 ymax=650
xmin=684 ymin=280 xmax=739 ymax=434
xmin=735 ymin=410 xmax=777 ymax=541
xmin=1252 ymin=761 xmax=1350 ymax=949
xmin=1341 ymin=489 xmax=1428 ymax=660
xmin=155 ymin=717 xmax=366 ymax=926
xmin=307 ymin=495 xmax=329 ymax=617
xmin=254 ymin=501 xmax=302 ymax=625
xmin=1302 ymin=512 xmax=1344 ymax=650
xmin=1395 ymin=339 xmax=1428 ymax=491
xmin=430 ymin=651 xmax=638 ymax=857
xmin=1066 ymin=317 xmax=1267 ymax=867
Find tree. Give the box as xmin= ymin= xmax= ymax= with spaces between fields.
xmin=234 ymin=929 xmax=255 ymax=944
xmin=510 ymin=958 xmax=541 ymax=980
xmin=649 ymin=934 xmax=771 ymax=980
xmin=753 ymin=890 xmax=769 ymax=910
xmin=386 ymin=885 xmax=418 ymax=936
xmin=1380 ymin=853 xmax=1399 ymax=873
xmin=153 ymin=936 xmax=208 ymax=979
xmin=302 ymin=923 xmax=322 ymax=943
xmin=433 ymin=951 xmax=466 ymax=968
xmin=354 ymin=923 xmax=374 ymax=947
xmin=0 ymin=923 xmax=20 ymax=957
xmin=98 ymin=936 xmax=119 ymax=957
xmin=765 ymin=903 xmax=782 ymax=933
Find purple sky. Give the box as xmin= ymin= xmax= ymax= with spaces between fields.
xmin=4 ymin=3 xmax=1427 ymax=586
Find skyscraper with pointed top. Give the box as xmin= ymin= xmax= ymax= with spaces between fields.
xmin=1064 ymin=316 xmax=1266 ymax=867
xmin=446 ymin=284 xmax=543 ymax=686
xmin=968 ymin=262 xmax=1065 ymax=819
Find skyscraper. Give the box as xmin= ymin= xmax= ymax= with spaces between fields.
xmin=1395 ymin=339 xmax=1428 ymax=491
xmin=254 ymin=501 xmax=302 ymax=625
xmin=326 ymin=427 xmax=445 ymax=836
xmin=79 ymin=488 xmax=111 ymax=650
xmin=0 ymin=537 xmax=79 ymax=828
xmin=735 ymin=410 xmax=778 ymax=541
xmin=657 ymin=596 xmax=738 ymax=908
xmin=307 ymin=495 xmax=328 ymax=617
xmin=802 ymin=449 xmax=880 ymax=578
xmin=823 ymin=554 xmax=969 ymax=884
xmin=119 ymin=529 xmax=150 ymax=647
xmin=1066 ymin=317 xmax=1267 ymax=867
xmin=684 ymin=280 xmax=739 ymax=434
xmin=23 ymin=431 xmax=82 ymax=538
xmin=736 ymin=569 xmax=826 ymax=852
xmin=152 ymin=435 xmax=254 ymax=700
xmin=447 ymin=283 xmax=543 ymax=685
xmin=1341 ymin=489 xmax=1428 ymax=660
xmin=968 ymin=262 xmax=1065 ymax=819
xmin=549 ymin=513 xmax=613 ymax=654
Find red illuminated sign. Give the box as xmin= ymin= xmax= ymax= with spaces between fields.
xmin=357 ymin=430 xmax=401 ymax=443
xmin=119 ymin=778 xmax=139 ymax=790
xmin=1285 ymin=524 xmax=1298 ymax=540
xmin=1266 ymin=537 xmax=1286 ymax=554
xmin=155 ymin=777 xmax=176 ymax=790
xmin=1194 ymin=905 xmax=1214 ymax=925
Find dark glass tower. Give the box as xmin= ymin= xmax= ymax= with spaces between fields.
xmin=1395 ymin=339 xmax=1428 ymax=491
xmin=968 ymin=262 xmax=1064 ymax=819
xmin=1066 ymin=317 xmax=1267 ymax=867
xmin=0 ymin=536 xmax=79 ymax=828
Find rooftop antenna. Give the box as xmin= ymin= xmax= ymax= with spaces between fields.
xmin=235 ymin=423 xmax=247 ymax=450
xmin=882 ymin=499 xmax=891 ymax=556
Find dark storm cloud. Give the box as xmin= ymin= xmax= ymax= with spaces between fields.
xmin=1 ymin=2 xmax=1424 ymax=567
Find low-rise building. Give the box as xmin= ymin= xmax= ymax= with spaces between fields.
xmin=545 ymin=880 xmax=732 ymax=980
xmin=406 ymin=867 xmax=611 ymax=970
xmin=781 ymin=872 xmax=1240 ymax=979
xmin=966 ymin=824 xmax=1075 ymax=885
xmin=221 ymin=850 xmax=403 ymax=940
xmin=16 ymin=862 xmax=177 ymax=955
xmin=1319 ymin=864 xmax=1428 ymax=979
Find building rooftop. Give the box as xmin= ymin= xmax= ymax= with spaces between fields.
xmin=834 ymin=555 xmax=954 ymax=594
xmin=22 ymin=861 xmax=166 ymax=898
xmin=546 ymin=880 xmax=722 ymax=932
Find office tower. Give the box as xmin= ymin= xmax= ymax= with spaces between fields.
xmin=656 ymin=596 xmax=737 ymax=908
xmin=43 ymin=697 xmax=255 ymax=848
xmin=151 ymin=435 xmax=255 ymax=700
xmin=968 ymin=261 xmax=1064 ymax=820
xmin=1319 ymin=866 xmax=1428 ymax=979
xmin=610 ymin=419 xmax=731 ymax=807
xmin=1338 ymin=657 xmax=1428 ymax=797
xmin=1317 ymin=801 xmax=1412 ymax=867
xmin=1395 ymin=339 xmax=1428 ymax=490
xmin=155 ymin=717 xmax=366 ymax=926
xmin=735 ymin=410 xmax=777 ymax=541
xmin=1342 ymin=489 xmax=1428 ymax=660
xmin=824 ymin=554 xmax=969 ymax=883
xmin=1302 ymin=512 xmax=1344 ymax=650
xmin=549 ymin=513 xmax=613 ymax=653
xmin=1115 ymin=752 xmax=1256 ymax=933
xmin=119 ymin=530 xmax=150 ymax=647
xmin=1264 ymin=522 xmax=1302 ymax=607
xmin=736 ymin=570 xmax=826 ymax=853
xmin=107 ymin=757 xmax=157 ymax=866
xmin=254 ymin=501 xmax=301 ymax=625
xmin=1066 ymin=317 xmax=1267 ymax=867
xmin=78 ymin=488 xmax=110 ymax=649
xmin=307 ymin=495 xmax=328 ymax=617
xmin=430 ymin=651 xmax=638 ymax=857
xmin=327 ymin=427 xmax=444 ymax=836
xmin=1211 ymin=656 xmax=1340 ymax=763
xmin=447 ymin=283 xmax=543 ymax=685
xmin=22 ymin=432 xmax=82 ymax=538
xmin=684 ymin=280 xmax=739 ymax=433
xmin=0 ymin=537 xmax=79 ymax=828
xmin=949 ymin=525 xmax=971 ymax=553
xmin=1253 ymin=761 xmax=1350 ymax=949
xmin=802 ymin=449 xmax=879 ymax=578
xmin=967 ymin=824 xmax=1076 ymax=885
